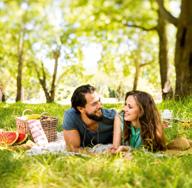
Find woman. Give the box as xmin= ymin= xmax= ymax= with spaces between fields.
xmin=111 ymin=90 xmax=166 ymax=152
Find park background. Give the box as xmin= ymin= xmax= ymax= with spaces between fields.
xmin=0 ymin=0 xmax=191 ymax=103
xmin=0 ymin=0 xmax=192 ymax=188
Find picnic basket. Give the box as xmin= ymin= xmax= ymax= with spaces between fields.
xmin=16 ymin=109 xmax=58 ymax=142
xmin=40 ymin=115 xmax=58 ymax=142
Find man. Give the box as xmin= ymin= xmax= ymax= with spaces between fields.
xmin=63 ymin=84 xmax=117 ymax=151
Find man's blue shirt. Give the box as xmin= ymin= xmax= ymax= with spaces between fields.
xmin=63 ymin=108 xmax=116 ymax=147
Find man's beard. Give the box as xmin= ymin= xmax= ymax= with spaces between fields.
xmin=86 ymin=110 xmax=103 ymax=121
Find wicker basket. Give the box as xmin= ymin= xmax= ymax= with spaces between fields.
xmin=40 ymin=116 xmax=58 ymax=142
xmin=16 ymin=117 xmax=30 ymax=134
xmin=16 ymin=110 xmax=58 ymax=142
xmin=16 ymin=109 xmax=32 ymax=135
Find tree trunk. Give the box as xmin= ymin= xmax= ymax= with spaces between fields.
xmin=49 ymin=49 xmax=60 ymax=102
xmin=35 ymin=48 xmax=60 ymax=103
xmin=133 ymin=61 xmax=140 ymax=90
xmin=2 ymin=93 xmax=6 ymax=102
xmin=157 ymin=8 xmax=173 ymax=100
xmin=175 ymin=0 xmax=192 ymax=98
xmin=35 ymin=62 xmax=52 ymax=103
xmin=0 ymin=83 xmax=6 ymax=102
xmin=124 ymin=5 xmax=173 ymax=99
xmin=16 ymin=31 xmax=24 ymax=102
xmin=156 ymin=0 xmax=192 ymax=99
xmin=0 ymin=88 xmax=6 ymax=102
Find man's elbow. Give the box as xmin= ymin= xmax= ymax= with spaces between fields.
xmin=66 ymin=144 xmax=81 ymax=152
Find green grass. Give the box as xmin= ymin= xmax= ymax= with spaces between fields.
xmin=158 ymin=97 xmax=192 ymax=141
xmin=0 ymin=98 xmax=192 ymax=188
xmin=0 ymin=102 xmax=69 ymax=132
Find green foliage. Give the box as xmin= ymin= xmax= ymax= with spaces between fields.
xmin=0 ymin=0 xmax=55 ymax=100
xmin=60 ymin=0 xmax=161 ymax=96
xmin=0 ymin=0 xmax=179 ymax=101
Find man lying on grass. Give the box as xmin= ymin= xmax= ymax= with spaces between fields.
xmin=63 ymin=84 xmax=118 ymax=152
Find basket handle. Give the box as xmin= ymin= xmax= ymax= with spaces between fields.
xmin=22 ymin=109 xmax=33 ymax=116
xmin=40 ymin=112 xmax=49 ymax=116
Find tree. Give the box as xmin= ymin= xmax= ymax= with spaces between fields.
xmin=35 ymin=46 xmax=60 ymax=103
xmin=63 ymin=0 xmax=174 ymax=99
xmin=1 ymin=0 xmax=53 ymax=102
xmin=157 ymin=0 xmax=192 ymax=98
xmin=0 ymin=82 xmax=6 ymax=102
xmin=156 ymin=6 xmax=173 ymax=99
xmin=16 ymin=28 xmax=25 ymax=102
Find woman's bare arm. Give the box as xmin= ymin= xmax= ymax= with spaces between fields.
xmin=112 ymin=114 xmax=121 ymax=149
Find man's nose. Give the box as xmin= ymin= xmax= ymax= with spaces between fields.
xmin=97 ymin=101 xmax=102 ymax=108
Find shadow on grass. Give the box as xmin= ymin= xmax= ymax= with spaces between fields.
xmin=0 ymin=149 xmax=24 ymax=188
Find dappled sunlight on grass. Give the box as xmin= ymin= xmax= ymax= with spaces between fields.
xmin=0 ymin=147 xmax=192 ymax=188
xmin=0 ymin=98 xmax=192 ymax=187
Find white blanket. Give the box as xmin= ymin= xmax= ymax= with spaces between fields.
xmin=26 ymin=132 xmax=113 ymax=156
xmin=26 ymin=132 xmax=66 ymax=155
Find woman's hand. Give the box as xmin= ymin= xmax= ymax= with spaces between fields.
xmin=108 ymin=145 xmax=118 ymax=154
xmin=108 ymin=145 xmax=131 ymax=154
xmin=115 ymin=145 xmax=131 ymax=153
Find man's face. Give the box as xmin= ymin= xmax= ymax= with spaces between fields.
xmin=83 ymin=91 xmax=103 ymax=121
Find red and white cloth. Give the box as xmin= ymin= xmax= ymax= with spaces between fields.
xmin=28 ymin=120 xmax=48 ymax=145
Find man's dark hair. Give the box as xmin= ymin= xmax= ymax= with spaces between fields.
xmin=71 ymin=84 xmax=96 ymax=113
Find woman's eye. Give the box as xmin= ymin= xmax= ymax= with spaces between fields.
xmin=128 ymin=105 xmax=132 ymax=109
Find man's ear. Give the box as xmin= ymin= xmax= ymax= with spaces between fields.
xmin=77 ymin=106 xmax=84 ymax=113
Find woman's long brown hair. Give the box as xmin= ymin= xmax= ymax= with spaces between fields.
xmin=123 ymin=91 xmax=166 ymax=151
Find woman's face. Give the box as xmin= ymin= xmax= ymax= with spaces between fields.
xmin=124 ymin=95 xmax=141 ymax=124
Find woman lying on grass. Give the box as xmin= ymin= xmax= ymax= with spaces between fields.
xmin=110 ymin=90 xmax=167 ymax=153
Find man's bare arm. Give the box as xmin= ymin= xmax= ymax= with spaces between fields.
xmin=63 ymin=129 xmax=81 ymax=152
